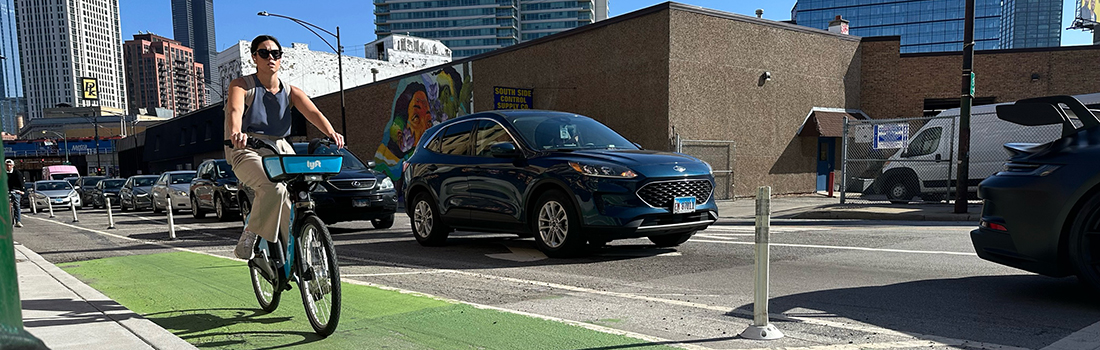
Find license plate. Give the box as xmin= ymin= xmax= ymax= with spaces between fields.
xmin=672 ymin=196 xmax=696 ymax=214
xmin=352 ymin=199 xmax=369 ymax=207
xmin=53 ymin=199 xmax=64 ymax=203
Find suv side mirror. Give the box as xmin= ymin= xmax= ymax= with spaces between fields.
xmin=367 ymin=161 xmax=376 ymax=168
xmin=633 ymin=142 xmax=644 ymax=150
xmin=490 ymin=142 xmax=521 ymax=158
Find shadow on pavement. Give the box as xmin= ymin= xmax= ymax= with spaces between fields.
xmin=732 ymin=275 xmax=1100 ymax=349
xmin=21 ymin=299 xmax=138 ymax=328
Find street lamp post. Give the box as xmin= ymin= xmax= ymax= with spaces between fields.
xmin=41 ymin=130 xmax=69 ymax=164
xmin=257 ymin=11 xmax=346 ymax=135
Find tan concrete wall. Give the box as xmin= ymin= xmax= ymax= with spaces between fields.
xmin=668 ymin=10 xmax=862 ymax=196
xmin=471 ymin=10 xmax=672 ymax=150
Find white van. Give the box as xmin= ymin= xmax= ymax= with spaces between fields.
xmin=878 ymin=93 xmax=1100 ymax=203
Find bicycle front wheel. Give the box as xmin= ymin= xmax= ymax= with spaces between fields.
xmin=250 ymin=239 xmax=282 ymax=313
xmin=296 ymin=215 xmax=341 ymax=336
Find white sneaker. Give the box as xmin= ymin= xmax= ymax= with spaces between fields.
xmin=14 ymin=222 xmax=22 ymax=228
xmin=234 ymin=230 xmax=258 ymax=259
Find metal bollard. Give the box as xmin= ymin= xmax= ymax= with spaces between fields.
xmin=70 ymin=202 xmax=79 ymax=223
xmin=47 ymin=200 xmax=54 ymax=219
xmin=739 ymin=186 xmax=784 ymax=340
xmin=167 ymin=197 xmax=176 ymax=240
xmin=106 ymin=197 xmax=115 ymax=229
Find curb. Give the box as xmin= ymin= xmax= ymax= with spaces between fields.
xmin=792 ymin=210 xmax=981 ymax=221
xmin=15 ymin=244 xmax=198 ymax=350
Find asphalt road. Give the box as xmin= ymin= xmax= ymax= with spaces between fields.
xmin=14 ymin=205 xmax=1100 ymax=350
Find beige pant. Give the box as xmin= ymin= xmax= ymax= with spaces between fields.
xmin=226 ymin=136 xmax=294 ymax=243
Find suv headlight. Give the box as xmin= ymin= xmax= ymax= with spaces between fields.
xmin=175 ymin=190 xmax=188 ymax=197
xmin=568 ymin=162 xmax=638 ymax=178
xmin=69 ymin=191 xmax=79 ymax=198
xmin=224 ymin=184 xmax=238 ymax=191
xmin=378 ymin=177 xmax=395 ymax=191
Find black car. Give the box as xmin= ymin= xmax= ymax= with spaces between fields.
xmin=190 ymin=159 xmax=240 ymax=221
xmin=287 ymin=142 xmax=398 ymax=228
xmin=119 ymin=175 xmax=159 ymax=211
xmin=971 ymin=95 xmax=1100 ymax=291
xmin=403 ymin=110 xmax=718 ymax=257
xmin=20 ymin=183 xmax=32 ymax=209
xmin=91 ymin=178 xmax=126 ymax=209
xmin=76 ymin=176 xmax=105 ymax=207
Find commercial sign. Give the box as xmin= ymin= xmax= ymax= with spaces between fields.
xmin=493 ymin=86 xmax=532 ymax=110
xmin=81 ymin=77 xmax=98 ymax=100
xmin=872 ymin=123 xmax=909 ymax=150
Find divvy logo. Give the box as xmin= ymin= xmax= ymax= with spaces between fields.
xmin=307 ymin=160 xmax=322 ymax=170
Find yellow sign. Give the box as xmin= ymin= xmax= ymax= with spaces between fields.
xmin=81 ymin=77 xmax=98 ymax=100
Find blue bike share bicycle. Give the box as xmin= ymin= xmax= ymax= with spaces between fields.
xmin=226 ymin=138 xmax=342 ymax=336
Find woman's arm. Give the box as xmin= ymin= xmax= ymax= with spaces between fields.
xmin=289 ymin=85 xmax=345 ymax=149
xmin=225 ymin=78 xmax=249 ymax=149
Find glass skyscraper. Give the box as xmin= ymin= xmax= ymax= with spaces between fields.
xmin=172 ymin=0 xmax=215 ymax=102
xmin=0 ymin=0 xmax=23 ymax=134
xmin=374 ymin=0 xmax=609 ymax=59
xmin=793 ymin=0 xmax=1058 ymax=53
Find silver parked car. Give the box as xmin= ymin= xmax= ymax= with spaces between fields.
xmin=152 ymin=170 xmax=196 ymax=214
xmin=30 ymin=180 xmax=81 ymax=211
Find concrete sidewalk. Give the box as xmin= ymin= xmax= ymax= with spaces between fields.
xmin=714 ymin=195 xmax=982 ymax=221
xmin=14 ymin=243 xmax=196 ymax=350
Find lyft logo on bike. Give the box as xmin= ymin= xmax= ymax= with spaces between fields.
xmin=307 ymin=160 xmax=322 ymax=170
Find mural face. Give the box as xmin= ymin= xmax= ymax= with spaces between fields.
xmin=374 ymin=62 xmax=472 ymax=181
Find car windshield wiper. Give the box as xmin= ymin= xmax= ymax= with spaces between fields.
xmin=545 ymin=148 xmax=576 ymax=152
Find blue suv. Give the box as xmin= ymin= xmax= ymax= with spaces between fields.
xmin=402 ymin=110 xmax=718 ymax=257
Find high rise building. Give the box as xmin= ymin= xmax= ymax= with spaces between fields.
xmin=1 ymin=0 xmax=24 ymax=134
xmin=792 ymin=0 xmax=1004 ymax=53
xmin=171 ymin=0 xmax=215 ymax=101
xmin=123 ymin=33 xmax=206 ymax=117
xmin=999 ymin=0 xmax=1062 ymax=49
xmin=374 ymin=0 xmax=609 ymax=59
xmin=15 ymin=0 xmax=127 ymax=120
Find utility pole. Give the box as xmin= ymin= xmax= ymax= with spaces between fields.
xmin=955 ymin=0 xmax=975 ymax=214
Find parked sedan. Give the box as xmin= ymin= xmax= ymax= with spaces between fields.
xmin=119 ymin=175 xmax=159 ymax=211
xmin=152 ymin=170 xmax=196 ymax=214
xmin=403 ymin=110 xmax=718 ymax=257
xmin=90 ymin=178 xmax=126 ymax=209
xmin=971 ymin=95 xmax=1100 ymax=291
xmin=190 ymin=159 xmax=239 ymax=221
xmin=76 ymin=176 xmax=105 ymax=207
xmin=30 ymin=180 xmax=81 ymax=211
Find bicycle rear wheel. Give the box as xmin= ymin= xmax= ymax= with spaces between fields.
xmin=296 ymin=214 xmax=341 ymax=336
xmin=249 ymin=239 xmax=282 ymax=312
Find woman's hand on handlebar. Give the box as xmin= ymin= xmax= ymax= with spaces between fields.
xmin=328 ymin=132 xmax=345 ymax=149
xmin=230 ymin=132 xmax=248 ymax=149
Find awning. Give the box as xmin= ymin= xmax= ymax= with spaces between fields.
xmin=796 ymin=108 xmax=870 ymax=137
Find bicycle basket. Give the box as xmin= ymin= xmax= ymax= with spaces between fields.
xmin=262 ymin=155 xmax=343 ymax=182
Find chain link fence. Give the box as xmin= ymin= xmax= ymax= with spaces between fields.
xmin=675 ymin=137 xmax=734 ymax=200
xmin=840 ymin=106 xmax=1064 ymax=204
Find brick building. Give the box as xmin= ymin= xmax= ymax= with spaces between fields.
xmin=123 ymin=33 xmax=206 ymax=117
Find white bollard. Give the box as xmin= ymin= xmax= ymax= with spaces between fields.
xmin=167 ymin=197 xmax=176 ymax=240
xmin=29 ymin=196 xmax=36 ymax=215
xmin=47 ymin=199 xmax=55 ymax=218
xmin=70 ymin=202 xmax=79 ymax=223
xmin=740 ymin=186 xmax=784 ymax=340
xmin=106 ymin=197 xmax=115 ymax=229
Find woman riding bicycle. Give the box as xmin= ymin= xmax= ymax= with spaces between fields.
xmin=6 ymin=159 xmax=24 ymax=228
xmin=225 ymin=35 xmax=345 ymax=259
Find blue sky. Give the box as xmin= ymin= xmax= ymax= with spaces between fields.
xmin=119 ymin=0 xmax=1094 ymax=56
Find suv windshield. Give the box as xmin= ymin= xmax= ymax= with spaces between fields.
xmin=215 ymin=161 xmax=235 ymax=179
xmin=133 ymin=177 xmax=157 ymax=186
xmin=83 ymin=177 xmax=104 ymax=186
xmin=170 ymin=173 xmax=195 ymax=184
xmin=37 ymin=182 xmax=73 ymax=191
xmin=102 ymin=179 xmax=125 ymax=189
xmin=510 ymin=115 xmax=638 ymax=151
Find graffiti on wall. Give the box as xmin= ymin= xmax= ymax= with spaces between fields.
xmin=374 ymin=62 xmax=472 ymax=180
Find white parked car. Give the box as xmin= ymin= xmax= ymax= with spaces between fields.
xmin=151 ymin=170 xmax=196 ymax=214
xmin=31 ymin=180 xmax=81 ymax=211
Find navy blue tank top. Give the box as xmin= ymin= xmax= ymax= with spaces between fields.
xmin=242 ymin=74 xmax=293 ymax=138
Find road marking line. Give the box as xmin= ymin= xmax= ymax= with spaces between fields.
xmin=26 ymin=216 xmax=706 ymax=349
xmin=343 ymin=271 xmax=448 ymax=277
xmin=689 ymin=239 xmax=977 ymax=256
xmin=695 ymin=234 xmax=751 ymax=240
xmin=746 ymin=339 xmax=967 ymax=350
xmin=1040 ymin=320 xmax=1100 ymax=350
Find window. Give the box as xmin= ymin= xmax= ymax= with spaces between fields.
xmin=438 ymin=121 xmax=474 ymax=156
xmin=904 ymin=127 xmax=943 ymax=157
xmin=475 ymin=120 xmax=514 ymax=156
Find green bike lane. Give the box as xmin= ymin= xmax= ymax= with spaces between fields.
xmin=58 ymin=251 xmax=682 ymax=350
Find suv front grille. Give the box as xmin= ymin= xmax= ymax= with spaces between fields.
xmin=329 ymin=178 xmax=377 ymax=190
xmin=637 ymin=179 xmax=713 ymax=208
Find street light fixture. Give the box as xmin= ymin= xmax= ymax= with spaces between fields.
xmin=257 ymin=11 xmax=346 ymax=135
xmin=41 ymin=130 xmax=69 ymax=164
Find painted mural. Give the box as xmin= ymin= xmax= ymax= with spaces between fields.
xmin=374 ymin=62 xmax=472 ymax=181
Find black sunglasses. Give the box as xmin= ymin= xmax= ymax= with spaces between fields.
xmin=255 ymin=49 xmax=282 ymax=60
